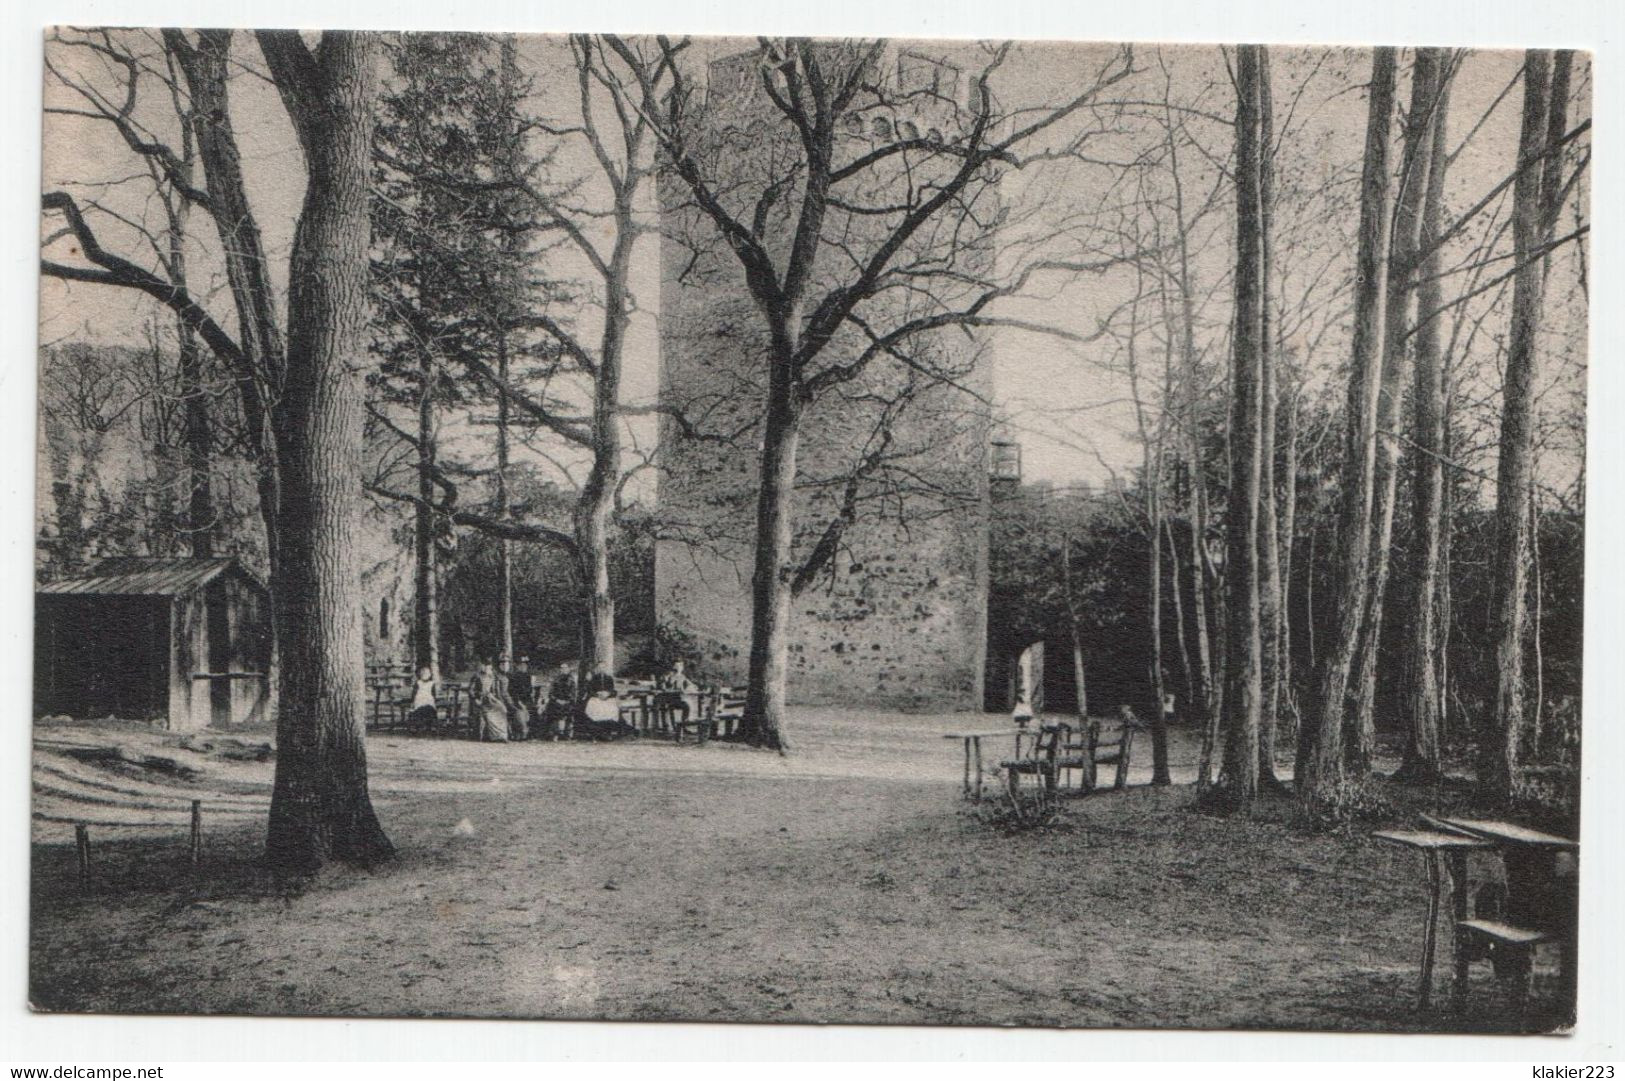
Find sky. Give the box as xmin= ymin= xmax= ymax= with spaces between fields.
xmin=38 ymin=34 xmax=1589 ymax=498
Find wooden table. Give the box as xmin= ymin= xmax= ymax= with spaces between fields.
xmin=1433 ymin=817 xmax=1579 ymax=1009
xmin=943 ymin=728 xmax=1034 ymax=800
xmin=1372 ymin=829 xmax=1493 ymax=1009
xmin=1433 ymin=817 xmax=1577 ymax=851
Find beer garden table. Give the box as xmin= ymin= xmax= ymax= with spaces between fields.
xmin=1371 ymin=828 xmax=1493 ymax=1009
xmin=1433 ymin=817 xmax=1579 ymax=1009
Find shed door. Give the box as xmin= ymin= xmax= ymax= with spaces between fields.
xmin=208 ymin=585 xmax=231 ymax=726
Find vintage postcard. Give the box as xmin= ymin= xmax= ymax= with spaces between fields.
xmin=31 ymin=30 xmax=1587 ymax=1033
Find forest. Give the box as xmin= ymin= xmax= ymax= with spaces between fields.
xmin=37 ymin=33 xmax=1589 ymax=878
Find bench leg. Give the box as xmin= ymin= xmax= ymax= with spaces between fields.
xmin=1448 ymin=851 xmax=1472 ymax=1011
xmin=973 ymin=739 xmax=984 ymax=801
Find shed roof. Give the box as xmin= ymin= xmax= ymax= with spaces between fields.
xmin=37 ymin=557 xmax=262 ymax=597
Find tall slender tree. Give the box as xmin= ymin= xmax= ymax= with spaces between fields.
xmin=1484 ymin=49 xmax=1571 ymax=801
xmin=1216 ymin=43 xmax=1268 ymax=810
xmin=1298 ymin=47 xmax=1396 ymax=808
xmin=1399 ymin=51 xmax=1456 ymax=783
xmin=1348 ymin=49 xmax=1446 ymax=773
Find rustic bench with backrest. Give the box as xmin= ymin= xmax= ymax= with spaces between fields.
xmin=1049 ymin=717 xmax=1137 ymax=792
xmin=707 ymin=689 xmax=747 ymax=741
xmin=1000 ymin=722 xmax=1072 ymax=794
xmin=364 ymin=664 xmax=414 ymax=730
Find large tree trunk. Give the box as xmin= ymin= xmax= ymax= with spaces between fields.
xmin=739 ymin=342 xmax=803 ymax=751
xmin=1485 ymin=50 xmax=1564 ymax=802
xmin=260 ymin=30 xmax=393 ymax=874
xmin=1351 ymin=48 xmax=1443 ymax=775
xmin=1298 ymin=47 xmax=1397 ymax=808
xmin=1399 ymin=52 xmax=1455 ymax=784
xmin=1217 ymin=44 xmax=1268 ymax=811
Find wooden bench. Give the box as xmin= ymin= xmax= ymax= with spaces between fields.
xmin=707 ymin=691 xmax=746 ymax=740
xmin=1000 ymin=723 xmax=1072 ymax=794
xmin=1054 ymin=719 xmax=1135 ymax=792
xmin=1454 ymin=918 xmax=1555 ymax=1009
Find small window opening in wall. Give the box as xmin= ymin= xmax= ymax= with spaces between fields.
xmin=899 ymin=120 xmax=919 ymax=140
xmin=379 ymin=597 xmax=391 ymax=641
xmin=871 ymin=116 xmax=892 ymax=140
xmin=844 ymin=113 xmax=864 ymax=136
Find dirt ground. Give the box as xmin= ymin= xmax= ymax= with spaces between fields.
xmin=29 ymin=710 xmax=1572 ymax=1032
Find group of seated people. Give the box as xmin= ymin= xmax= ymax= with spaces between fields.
xmin=403 ymin=656 xmax=701 ymax=743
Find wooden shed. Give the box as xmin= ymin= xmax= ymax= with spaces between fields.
xmin=35 ymin=557 xmax=272 ymax=731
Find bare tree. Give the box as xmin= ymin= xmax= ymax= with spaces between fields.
xmin=1398 ymin=51 xmax=1456 ymax=784
xmin=1347 ymin=49 xmax=1448 ymax=773
xmin=641 ymin=37 xmax=1137 ymax=748
xmin=1483 ymin=49 xmax=1573 ymax=801
xmin=1215 ymin=43 xmax=1268 ymax=810
xmin=1297 ymin=47 xmax=1397 ymax=809
xmin=369 ymin=35 xmax=677 ymax=678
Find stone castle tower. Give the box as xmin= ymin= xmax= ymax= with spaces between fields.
xmin=654 ymin=44 xmax=996 ymax=711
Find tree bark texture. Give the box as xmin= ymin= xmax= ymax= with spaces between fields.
xmin=260 ymin=30 xmax=394 ymax=874
xmin=1218 ymin=44 xmax=1268 ymax=810
xmin=739 ymin=338 xmax=804 ymax=751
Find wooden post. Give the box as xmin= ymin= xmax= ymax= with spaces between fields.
xmin=973 ymin=738 xmax=984 ymax=801
xmin=190 ymin=800 xmax=203 ymax=866
xmin=75 ymin=823 xmax=90 ymax=887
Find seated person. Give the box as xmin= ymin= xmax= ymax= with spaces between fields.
xmin=538 ymin=662 xmax=577 ymax=741
xmin=405 ymin=665 xmax=438 ymax=731
xmin=656 ymin=658 xmax=696 ymax=693
xmin=468 ymin=661 xmax=508 ymax=742
xmin=574 ymin=672 xmax=638 ymax=741
xmin=655 ymin=658 xmax=696 ymax=727
xmin=497 ymin=654 xmax=530 ymax=741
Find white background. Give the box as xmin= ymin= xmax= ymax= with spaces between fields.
xmin=2 ymin=0 xmax=1619 ymax=1065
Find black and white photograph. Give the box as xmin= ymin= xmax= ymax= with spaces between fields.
xmin=22 ymin=19 xmax=1600 ymax=1045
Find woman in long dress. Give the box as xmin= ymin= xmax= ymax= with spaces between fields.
xmin=406 ymin=666 xmax=438 ymax=731
xmin=576 ymin=672 xmax=636 ymax=740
